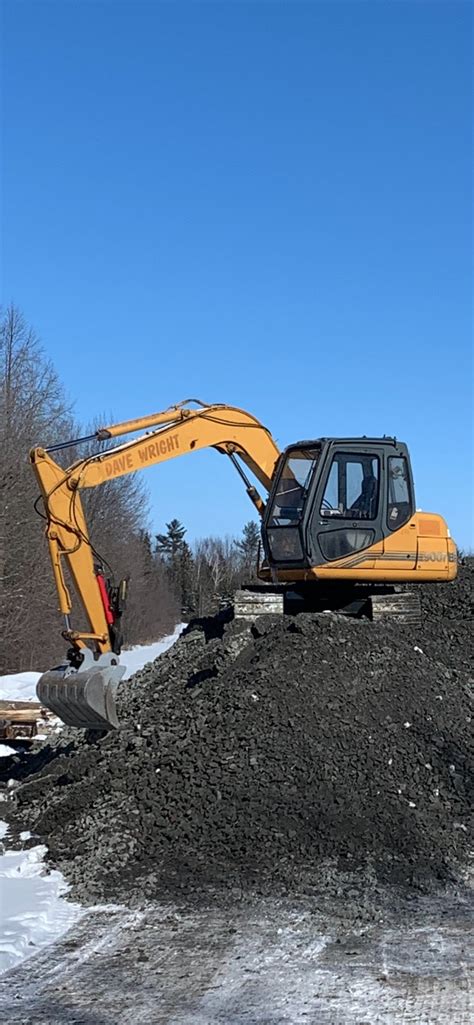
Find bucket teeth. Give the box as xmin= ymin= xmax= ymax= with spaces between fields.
xmin=36 ymin=664 xmax=125 ymax=730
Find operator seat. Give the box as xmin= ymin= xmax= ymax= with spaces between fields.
xmin=350 ymin=475 xmax=378 ymax=519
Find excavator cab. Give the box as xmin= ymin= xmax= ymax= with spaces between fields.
xmin=262 ymin=437 xmax=415 ymax=569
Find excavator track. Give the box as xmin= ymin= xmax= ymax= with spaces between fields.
xmin=370 ymin=590 xmax=422 ymax=624
xmin=234 ymin=586 xmax=422 ymax=624
xmin=233 ymin=588 xmax=285 ymax=619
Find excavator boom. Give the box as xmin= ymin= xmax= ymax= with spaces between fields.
xmin=31 ymin=401 xmax=281 ymax=729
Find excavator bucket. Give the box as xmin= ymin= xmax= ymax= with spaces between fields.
xmin=37 ymin=661 xmax=126 ymax=730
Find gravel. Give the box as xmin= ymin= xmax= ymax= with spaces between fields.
xmin=2 ymin=561 xmax=472 ymax=904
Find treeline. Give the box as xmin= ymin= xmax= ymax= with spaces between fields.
xmin=0 ymin=305 xmax=261 ymax=674
xmin=154 ymin=518 xmax=261 ymax=617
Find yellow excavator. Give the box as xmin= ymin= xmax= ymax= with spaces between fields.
xmin=31 ymin=399 xmax=457 ymax=730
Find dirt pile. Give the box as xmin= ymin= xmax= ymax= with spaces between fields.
xmin=3 ymin=562 xmax=473 ymax=903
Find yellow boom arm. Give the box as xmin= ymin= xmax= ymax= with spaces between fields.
xmin=30 ymin=400 xmax=281 ymax=655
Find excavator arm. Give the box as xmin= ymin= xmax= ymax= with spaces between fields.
xmin=31 ymin=400 xmax=281 ymax=728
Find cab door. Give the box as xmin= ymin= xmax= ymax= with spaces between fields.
xmin=308 ymin=446 xmax=385 ymax=569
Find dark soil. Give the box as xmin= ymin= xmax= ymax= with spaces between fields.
xmin=2 ymin=561 xmax=472 ymax=904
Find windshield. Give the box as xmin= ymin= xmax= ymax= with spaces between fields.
xmin=268 ymin=447 xmax=320 ymax=526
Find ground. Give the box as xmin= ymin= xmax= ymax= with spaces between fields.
xmin=1 ymin=605 xmax=472 ymax=1024
xmin=0 ymin=888 xmax=472 ymax=1024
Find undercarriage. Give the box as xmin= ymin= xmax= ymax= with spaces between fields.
xmin=233 ymin=582 xmax=422 ymax=623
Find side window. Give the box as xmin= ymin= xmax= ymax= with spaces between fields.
xmin=320 ymin=454 xmax=380 ymax=520
xmin=387 ymin=457 xmax=412 ymax=530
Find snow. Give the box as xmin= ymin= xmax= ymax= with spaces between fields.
xmin=0 ymin=672 xmax=41 ymax=703
xmin=0 ymin=821 xmax=82 ymax=974
xmin=0 ymin=746 xmax=16 ymax=759
xmin=0 ymin=623 xmax=186 ymax=703
xmin=120 ymin=622 xmax=186 ymax=679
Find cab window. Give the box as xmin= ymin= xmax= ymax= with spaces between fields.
xmin=320 ymin=454 xmax=380 ymax=520
xmin=387 ymin=457 xmax=412 ymax=530
xmin=269 ymin=447 xmax=320 ymax=526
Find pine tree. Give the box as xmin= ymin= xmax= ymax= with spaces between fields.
xmin=155 ymin=520 xmax=195 ymax=616
xmin=235 ymin=520 xmax=261 ymax=576
xmin=176 ymin=540 xmax=195 ymax=617
xmin=155 ymin=519 xmax=187 ymax=558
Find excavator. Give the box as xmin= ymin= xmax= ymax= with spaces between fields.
xmin=31 ymin=399 xmax=457 ymax=731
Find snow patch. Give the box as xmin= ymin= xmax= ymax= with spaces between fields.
xmin=120 ymin=623 xmax=186 ymax=680
xmin=0 ymin=746 xmax=16 ymax=758
xmin=0 ymin=672 xmax=41 ymax=703
xmin=0 ymin=821 xmax=82 ymax=974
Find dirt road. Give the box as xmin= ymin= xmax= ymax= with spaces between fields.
xmin=1 ymin=888 xmax=472 ymax=1024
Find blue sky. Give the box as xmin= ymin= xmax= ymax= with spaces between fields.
xmin=2 ymin=1 xmax=472 ymax=548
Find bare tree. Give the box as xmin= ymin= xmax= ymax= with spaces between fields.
xmin=192 ymin=535 xmax=242 ymax=614
xmin=0 ymin=306 xmax=178 ymax=672
xmin=0 ymin=304 xmax=72 ymax=671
